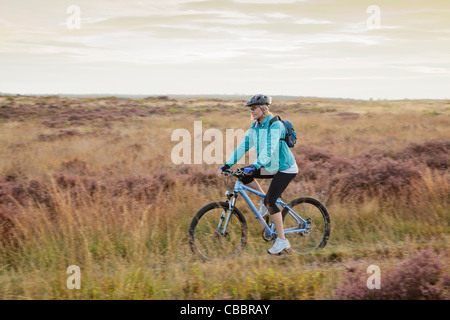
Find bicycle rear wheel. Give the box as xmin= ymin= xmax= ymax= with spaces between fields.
xmin=189 ymin=202 xmax=248 ymax=261
xmin=282 ymin=197 xmax=331 ymax=254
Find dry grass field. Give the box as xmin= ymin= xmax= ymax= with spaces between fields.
xmin=0 ymin=95 xmax=448 ymax=299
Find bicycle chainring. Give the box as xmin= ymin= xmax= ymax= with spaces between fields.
xmin=261 ymin=216 xmax=275 ymax=242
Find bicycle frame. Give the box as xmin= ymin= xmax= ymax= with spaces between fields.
xmin=219 ymin=178 xmax=310 ymax=238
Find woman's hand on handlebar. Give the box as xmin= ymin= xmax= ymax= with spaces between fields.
xmin=217 ymin=164 xmax=230 ymax=177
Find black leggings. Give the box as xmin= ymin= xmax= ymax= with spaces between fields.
xmin=241 ymin=168 xmax=296 ymax=215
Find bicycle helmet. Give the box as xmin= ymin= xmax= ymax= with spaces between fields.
xmin=245 ymin=94 xmax=272 ymax=107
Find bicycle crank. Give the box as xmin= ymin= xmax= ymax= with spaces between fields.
xmin=261 ymin=216 xmax=275 ymax=242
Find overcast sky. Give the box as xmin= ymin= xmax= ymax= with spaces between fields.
xmin=1 ymin=0 xmax=449 ymax=99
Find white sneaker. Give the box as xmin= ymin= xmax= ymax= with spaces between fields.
xmin=268 ymin=238 xmax=291 ymax=255
xmin=259 ymin=200 xmax=268 ymax=218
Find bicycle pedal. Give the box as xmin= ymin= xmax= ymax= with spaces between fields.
xmin=283 ymin=248 xmax=294 ymax=255
xmin=276 ymin=248 xmax=293 ymax=256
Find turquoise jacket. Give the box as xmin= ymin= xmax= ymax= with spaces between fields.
xmin=225 ymin=116 xmax=296 ymax=173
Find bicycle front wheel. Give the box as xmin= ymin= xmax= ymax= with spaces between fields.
xmin=282 ymin=197 xmax=331 ymax=254
xmin=189 ymin=202 xmax=248 ymax=261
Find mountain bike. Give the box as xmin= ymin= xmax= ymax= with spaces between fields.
xmin=188 ymin=168 xmax=331 ymax=261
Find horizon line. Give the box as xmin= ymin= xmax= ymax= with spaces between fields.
xmin=1 ymin=92 xmax=449 ymax=102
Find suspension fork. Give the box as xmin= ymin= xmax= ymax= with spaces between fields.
xmin=218 ymin=191 xmax=237 ymax=235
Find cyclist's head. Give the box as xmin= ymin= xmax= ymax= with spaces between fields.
xmin=245 ymin=94 xmax=272 ymax=107
xmin=245 ymin=94 xmax=273 ymax=120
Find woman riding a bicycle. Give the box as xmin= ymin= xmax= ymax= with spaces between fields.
xmin=217 ymin=94 xmax=298 ymax=255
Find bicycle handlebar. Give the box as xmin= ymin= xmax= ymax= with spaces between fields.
xmin=222 ymin=168 xmax=246 ymax=177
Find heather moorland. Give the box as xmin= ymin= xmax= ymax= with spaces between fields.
xmin=0 ymin=95 xmax=448 ymax=299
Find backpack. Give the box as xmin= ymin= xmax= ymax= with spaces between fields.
xmin=269 ymin=116 xmax=297 ymax=148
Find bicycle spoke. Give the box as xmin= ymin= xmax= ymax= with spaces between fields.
xmin=190 ymin=203 xmax=247 ymax=261
xmin=282 ymin=198 xmax=330 ymax=254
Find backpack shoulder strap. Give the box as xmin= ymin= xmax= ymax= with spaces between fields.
xmin=268 ymin=115 xmax=281 ymax=127
xmin=268 ymin=115 xmax=288 ymax=142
